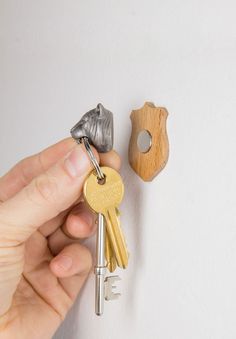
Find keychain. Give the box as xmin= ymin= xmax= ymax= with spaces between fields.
xmin=70 ymin=103 xmax=129 ymax=316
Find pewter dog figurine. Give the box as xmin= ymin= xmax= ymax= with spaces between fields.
xmin=70 ymin=103 xmax=114 ymax=153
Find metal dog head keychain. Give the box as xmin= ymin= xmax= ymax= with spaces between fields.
xmin=70 ymin=103 xmax=113 ymax=153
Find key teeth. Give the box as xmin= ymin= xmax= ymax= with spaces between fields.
xmin=104 ymin=276 xmax=121 ymax=301
xmin=105 ymin=293 xmax=121 ymax=301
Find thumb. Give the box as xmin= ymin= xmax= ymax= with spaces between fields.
xmin=0 ymin=144 xmax=97 ymax=245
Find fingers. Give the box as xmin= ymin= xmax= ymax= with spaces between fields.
xmin=99 ymin=150 xmax=121 ymax=171
xmin=23 ymin=243 xmax=92 ymax=321
xmin=0 ymin=138 xmax=76 ymax=201
xmin=50 ymin=243 xmax=92 ymax=278
xmin=63 ymin=203 xmax=95 ymax=238
xmin=0 ymin=144 xmax=98 ymax=245
xmin=39 ymin=209 xmax=71 ymax=237
xmin=0 ymin=141 xmax=122 ymax=246
xmin=51 ymin=243 xmax=92 ymax=301
xmin=48 ymin=203 xmax=96 ymax=255
xmin=0 ymin=139 xmax=121 ymax=203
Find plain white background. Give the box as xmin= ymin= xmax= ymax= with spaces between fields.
xmin=1 ymin=1 xmax=236 ymax=338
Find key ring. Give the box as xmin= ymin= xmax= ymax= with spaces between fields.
xmin=80 ymin=137 xmax=105 ymax=180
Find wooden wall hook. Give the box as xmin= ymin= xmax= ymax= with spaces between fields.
xmin=128 ymin=102 xmax=169 ymax=182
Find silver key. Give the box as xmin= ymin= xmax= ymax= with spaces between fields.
xmin=94 ymin=213 xmax=106 ymax=316
xmin=95 ymin=214 xmax=121 ymax=315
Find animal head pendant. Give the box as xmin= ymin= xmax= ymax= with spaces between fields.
xmin=70 ymin=103 xmax=114 ymax=153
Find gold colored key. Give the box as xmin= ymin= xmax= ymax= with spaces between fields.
xmin=105 ymin=208 xmax=122 ymax=272
xmin=105 ymin=235 xmax=117 ymax=272
xmin=83 ymin=166 xmax=129 ymax=269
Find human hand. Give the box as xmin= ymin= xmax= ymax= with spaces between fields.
xmin=0 ymin=138 xmax=120 ymax=339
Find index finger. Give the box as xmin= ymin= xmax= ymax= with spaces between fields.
xmin=0 ymin=138 xmax=76 ymax=201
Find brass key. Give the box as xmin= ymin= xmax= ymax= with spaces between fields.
xmin=105 ymin=208 xmax=122 ymax=272
xmin=105 ymin=235 xmax=117 ymax=272
xmin=84 ymin=166 xmax=129 ymax=269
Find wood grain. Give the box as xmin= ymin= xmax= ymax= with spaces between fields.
xmin=128 ymin=102 xmax=169 ymax=181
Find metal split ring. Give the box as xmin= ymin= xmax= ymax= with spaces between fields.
xmin=80 ymin=137 xmax=105 ymax=180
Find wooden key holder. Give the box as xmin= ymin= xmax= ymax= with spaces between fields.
xmin=128 ymin=102 xmax=169 ymax=181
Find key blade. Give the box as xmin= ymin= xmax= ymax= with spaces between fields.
xmin=104 ymin=208 xmax=129 ymax=269
xmin=95 ymin=273 xmax=105 ymax=316
xmin=94 ymin=213 xmax=106 ymax=316
xmin=105 ymin=234 xmax=117 ymax=273
xmin=104 ymin=276 xmax=121 ymax=301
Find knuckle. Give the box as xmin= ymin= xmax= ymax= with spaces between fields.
xmin=31 ymin=173 xmax=58 ymax=205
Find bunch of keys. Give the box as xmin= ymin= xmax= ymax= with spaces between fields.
xmin=71 ymin=104 xmax=129 ymax=316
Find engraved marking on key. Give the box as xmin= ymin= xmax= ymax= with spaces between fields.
xmin=104 ymin=276 xmax=121 ymax=301
xmin=83 ymin=166 xmax=129 ymax=269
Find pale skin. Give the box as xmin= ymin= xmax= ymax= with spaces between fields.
xmin=0 ymin=138 xmax=121 ymax=339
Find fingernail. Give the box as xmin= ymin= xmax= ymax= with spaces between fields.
xmin=53 ymin=255 xmax=72 ymax=271
xmin=64 ymin=145 xmax=91 ymax=177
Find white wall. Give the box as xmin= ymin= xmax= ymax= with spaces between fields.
xmin=1 ymin=1 xmax=236 ymax=338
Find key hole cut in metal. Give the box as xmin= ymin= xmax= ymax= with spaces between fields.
xmin=137 ymin=129 xmax=152 ymax=153
xmin=97 ymin=175 xmax=106 ymax=185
